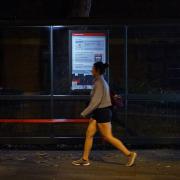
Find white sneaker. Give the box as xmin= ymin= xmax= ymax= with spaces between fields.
xmin=72 ymin=158 xmax=90 ymax=166
xmin=126 ymin=152 xmax=137 ymax=167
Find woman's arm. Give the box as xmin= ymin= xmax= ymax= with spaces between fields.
xmin=81 ymin=81 xmax=103 ymax=117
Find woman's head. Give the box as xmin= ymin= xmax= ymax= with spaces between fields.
xmin=92 ymin=61 xmax=109 ymax=77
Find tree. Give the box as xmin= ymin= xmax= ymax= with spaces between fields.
xmin=69 ymin=0 xmax=92 ymax=17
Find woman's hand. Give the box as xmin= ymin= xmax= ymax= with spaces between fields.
xmin=80 ymin=112 xmax=86 ymax=118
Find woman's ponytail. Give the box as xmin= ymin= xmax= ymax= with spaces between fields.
xmin=94 ymin=61 xmax=109 ymax=75
xmin=103 ymin=63 xmax=109 ymax=69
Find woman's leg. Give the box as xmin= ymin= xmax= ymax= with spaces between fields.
xmin=98 ymin=122 xmax=131 ymax=157
xmin=82 ymin=119 xmax=97 ymax=160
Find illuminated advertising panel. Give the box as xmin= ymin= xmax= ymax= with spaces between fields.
xmin=70 ymin=31 xmax=108 ymax=90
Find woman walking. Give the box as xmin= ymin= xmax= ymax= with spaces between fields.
xmin=72 ymin=61 xmax=137 ymax=167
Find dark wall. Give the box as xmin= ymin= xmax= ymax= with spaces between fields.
xmin=0 ymin=0 xmax=180 ymax=20
xmin=0 ymin=0 xmax=90 ymax=20
xmin=91 ymin=0 xmax=180 ymax=19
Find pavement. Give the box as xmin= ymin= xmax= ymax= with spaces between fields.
xmin=0 ymin=149 xmax=179 ymax=180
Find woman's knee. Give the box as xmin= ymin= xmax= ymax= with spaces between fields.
xmin=103 ymin=134 xmax=113 ymax=141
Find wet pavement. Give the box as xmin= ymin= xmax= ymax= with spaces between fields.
xmin=0 ymin=149 xmax=179 ymax=180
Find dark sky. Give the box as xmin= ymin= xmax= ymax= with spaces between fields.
xmin=0 ymin=0 xmax=180 ymax=20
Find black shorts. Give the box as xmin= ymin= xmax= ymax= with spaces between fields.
xmin=91 ymin=106 xmax=112 ymax=123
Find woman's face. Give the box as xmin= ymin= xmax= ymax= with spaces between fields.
xmin=91 ymin=66 xmax=99 ymax=77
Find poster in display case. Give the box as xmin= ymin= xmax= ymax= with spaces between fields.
xmin=69 ymin=31 xmax=109 ymax=91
